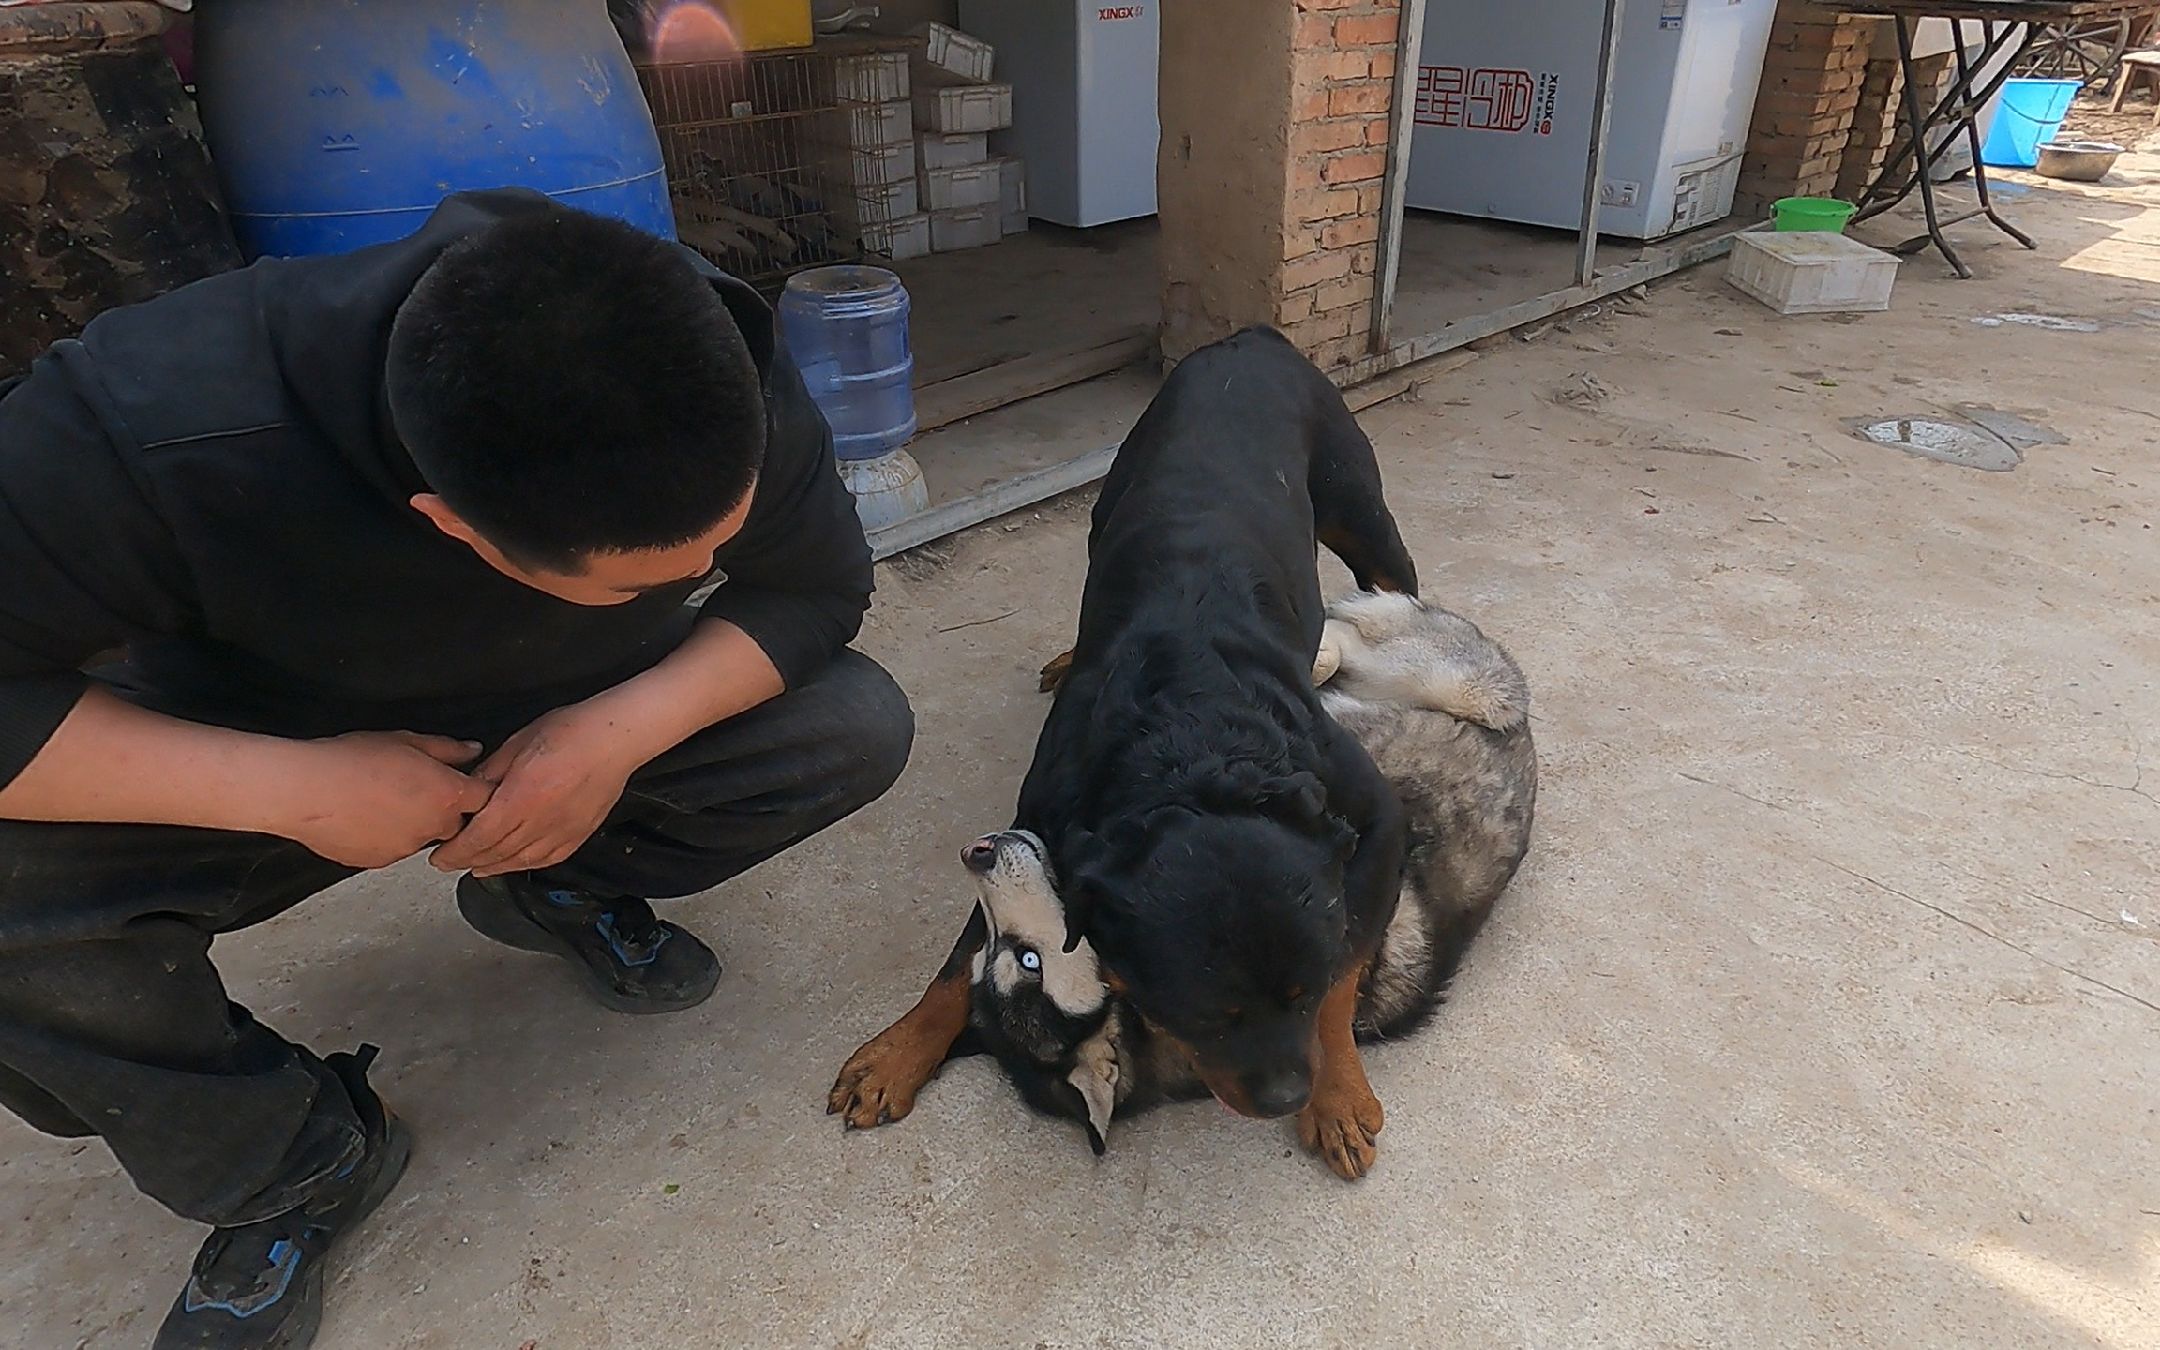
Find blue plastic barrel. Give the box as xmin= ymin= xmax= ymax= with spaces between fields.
xmin=193 ymin=0 xmax=674 ymax=258
xmin=1980 ymin=78 xmax=2081 ymax=169
xmin=777 ymin=266 xmax=918 ymax=462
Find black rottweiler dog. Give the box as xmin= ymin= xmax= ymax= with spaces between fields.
xmin=830 ymin=326 xmax=1418 ymax=1179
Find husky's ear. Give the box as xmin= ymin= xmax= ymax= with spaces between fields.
xmin=1066 ymin=1033 xmax=1120 ymax=1156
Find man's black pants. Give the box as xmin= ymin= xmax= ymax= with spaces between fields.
xmin=0 ymin=651 xmax=912 ymax=1227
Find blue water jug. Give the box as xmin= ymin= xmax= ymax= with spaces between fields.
xmin=194 ymin=0 xmax=674 ymax=258
xmin=778 ymin=266 xmax=918 ymax=463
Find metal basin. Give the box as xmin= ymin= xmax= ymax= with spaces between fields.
xmin=2035 ymin=141 xmax=2124 ymax=183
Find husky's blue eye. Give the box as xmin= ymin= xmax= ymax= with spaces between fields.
xmin=1017 ymin=947 xmax=1042 ymax=973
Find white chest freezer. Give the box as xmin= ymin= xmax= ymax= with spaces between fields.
xmin=1405 ymin=0 xmax=1779 ymax=239
xmin=956 ymin=1 xmax=1159 ymax=227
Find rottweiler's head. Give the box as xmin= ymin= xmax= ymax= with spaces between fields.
xmin=1060 ymin=776 xmax=1355 ymax=1121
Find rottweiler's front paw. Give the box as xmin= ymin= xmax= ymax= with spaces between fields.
xmin=1297 ymin=1081 xmax=1385 ymax=1181
xmin=827 ymin=1028 xmax=940 ymax=1130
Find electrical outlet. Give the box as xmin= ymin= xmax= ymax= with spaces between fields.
xmin=1600 ymin=180 xmax=1641 ymax=208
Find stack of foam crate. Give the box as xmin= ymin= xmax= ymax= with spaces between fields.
xmin=825 ymin=43 xmax=928 ymax=261
xmin=908 ymin=22 xmax=1024 ymax=253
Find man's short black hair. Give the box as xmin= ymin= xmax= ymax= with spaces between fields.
xmin=385 ymin=208 xmax=765 ymax=570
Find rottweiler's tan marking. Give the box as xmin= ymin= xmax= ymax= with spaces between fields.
xmin=1296 ymin=962 xmax=1385 ymax=1180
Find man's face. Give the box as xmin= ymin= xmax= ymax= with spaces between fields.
xmin=412 ymin=481 xmax=755 ymax=607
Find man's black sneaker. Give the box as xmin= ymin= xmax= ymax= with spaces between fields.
xmin=154 ymin=1046 xmax=411 ymax=1350
xmin=455 ymin=873 xmax=720 ymax=1014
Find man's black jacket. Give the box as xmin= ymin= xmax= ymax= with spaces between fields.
xmin=0 ymin=190 xmax=872 ymax=788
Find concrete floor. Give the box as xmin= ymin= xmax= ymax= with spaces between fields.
xmin=893 ymin=220 xmax=1159 ymax=386
xmin=8 ymin=161 xmax=2160 ymax=1347
xmin=1389 ymin=211 xmax=1659 ymax=338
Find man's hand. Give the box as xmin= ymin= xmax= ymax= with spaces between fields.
xmin=428 ymin=703 xmax=645 ymax=879
xmin=423 ymin=619 xmax=785 ymax=880
xmin=283 ymin=731 xmax=494 ymax=869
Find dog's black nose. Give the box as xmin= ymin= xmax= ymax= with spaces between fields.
xmin=960 ymin=836 xmax=1000 ymax=874
xmin=1247 ymin=1068 xmax=1312 ymax=1119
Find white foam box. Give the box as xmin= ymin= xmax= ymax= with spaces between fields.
xmin=830 ymin=50 xmax=908 ymax=103
xmin=995 ymin=155 xmax=1025 ymax=233
xmin=832 ymin=99 xmax=912 ymax=150
xmin=862 ymin=212 xmax=932 ymax=261
xmin=913 ymin=70 xmax=1013 ymax=134
xmin=913 ymin=21 xmax=994 ymax=82
xmin=834 ymin=176 xmax=920 ymax=230
xmin=1725 ymin=231 xmax=1897 ymax=315
xmin=930 ymin=205 xmax=1001 ymax=252
xmin=826 ymin=138 xmax=915 ymax=189
xmin=918 ymin=160 xmax=1000 ymax=211
xmin=920 ymin=131 xmax=988 ymax=171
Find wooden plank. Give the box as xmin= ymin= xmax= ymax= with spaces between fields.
xmin=869 ymin=227 xmax=1744 ymax=562
xmin=873 ymin=351 xmax=1476 ymax=562
xmin=913 ymin=328 xmax=1155 ymax=433
xmin=1578 ymin=0 xmax=1627 ymax=287
xmin=1342 ymin=350 xmax=1478 ymax=413
xmin=1332 ymin=224 xmax=1743 ymax=387
xmin=1369 ymin=0 xmax=1432 ymax=355
xmin=869 ymin=441 xmax=1119 ymax=561
xmin=1812 ymin=0 xmax=2149 ymax=21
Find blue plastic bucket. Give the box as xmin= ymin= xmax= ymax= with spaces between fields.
xmin=1980 ymin=78 xmax=2080 ymax=169
xmin=194 ymin=0 xmax=675 ymax=258
xmin=777 ymin=266 xmax=917 ymax=462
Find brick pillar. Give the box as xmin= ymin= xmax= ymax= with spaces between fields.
xmin=1277 ymin=1 xmax=1398 ymax=373
xmin=1159 ymin=0 xmax=1402 ymax=373
xmin=1733 ymin=0 xmax=1872 ymax=219
xmin=1837 ymin=49 xmax=1956 ymax=202
xmin=1836 ymin=51 xmax=1904 ymax=201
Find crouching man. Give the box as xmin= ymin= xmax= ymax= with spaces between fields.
xmin=0 ymin=189 xmax=912 ymax=1349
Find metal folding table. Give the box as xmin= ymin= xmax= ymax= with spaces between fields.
xmin=1816 ymin=0 xmax=2154 ymax=276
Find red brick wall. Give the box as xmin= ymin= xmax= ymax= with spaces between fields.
xmin=1278 ymin=0 xmax=1401 ymax=372
xmin=1837 ymin=48 xmax=1953 ymax=202
xmin=1733 ymin=0 xmax=1872 ymax=219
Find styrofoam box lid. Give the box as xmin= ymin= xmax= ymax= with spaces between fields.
xmin=1733 ymin=232 xmax=1894 ymax=265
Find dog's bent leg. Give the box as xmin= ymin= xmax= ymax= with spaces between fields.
xmin=1296 ymin=961 xmax=1385 ymax=1180
xmin=1310 ymin=406 xmax=1419 ymax=597
xmin=1038 ymin=648 xmax=1075 ymax=694
xmin=828 ymin=905 xmax=987 ymax=1129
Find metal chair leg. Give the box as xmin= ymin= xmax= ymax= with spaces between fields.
xmin=1956 ymin=24 xmax=2036 ymax=252
xmin=1891 ymin=17 xmax=1968 ymax=275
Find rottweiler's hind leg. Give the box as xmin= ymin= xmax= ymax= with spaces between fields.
xmin=1311 ymin=403 xmax=1418 ymax=597
xmin=1038 ymin=647 xmax=1075 ymax=694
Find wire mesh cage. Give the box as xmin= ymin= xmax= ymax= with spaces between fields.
xmin=635 ymin=42 xmax=914 ymax=291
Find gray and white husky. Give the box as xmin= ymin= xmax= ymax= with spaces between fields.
xmin=956 ymin=591 xmax=1538 ymax=1153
